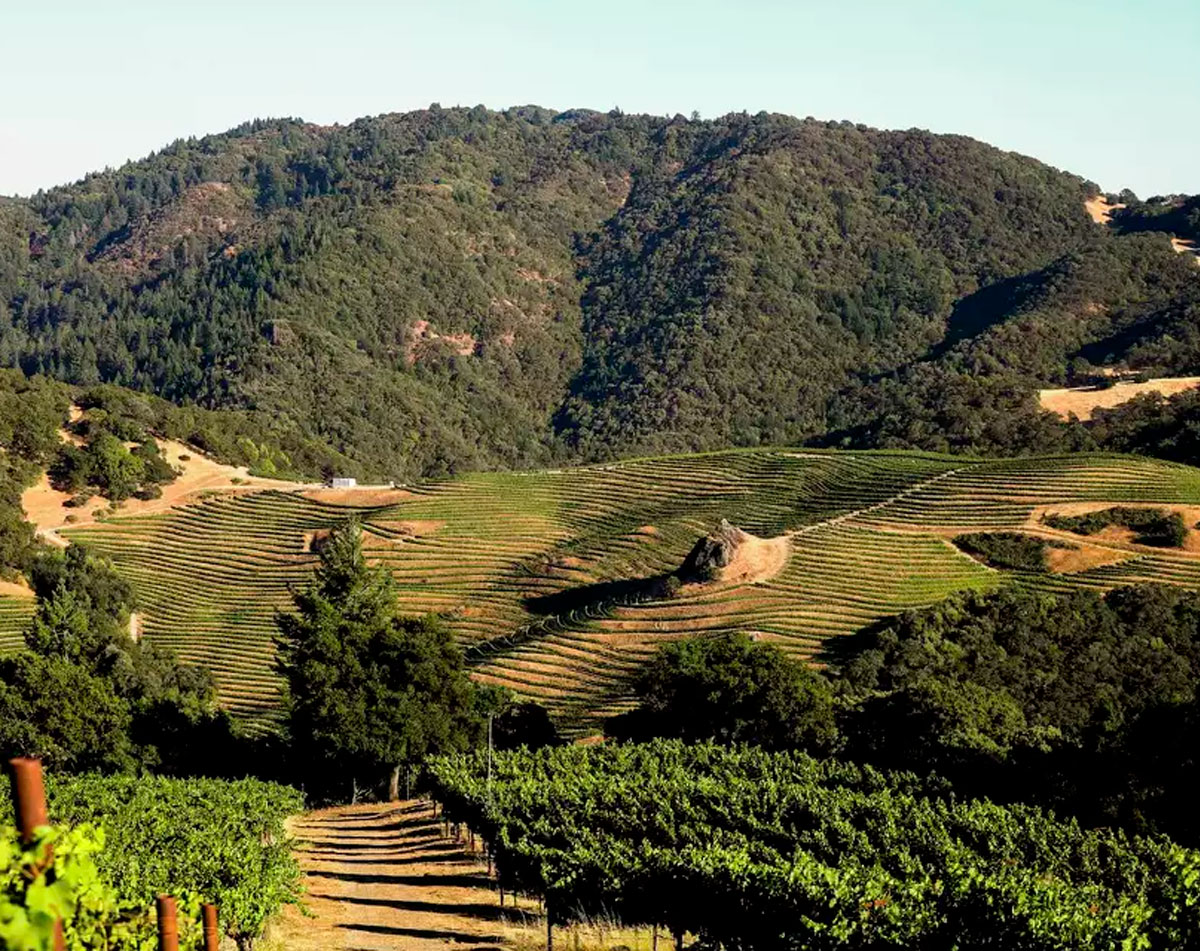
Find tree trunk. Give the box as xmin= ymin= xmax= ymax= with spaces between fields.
xmin=388 ymin=765 xmax=401 ymax=801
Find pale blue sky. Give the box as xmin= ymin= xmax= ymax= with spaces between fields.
xmin=2 ymin=0 xmax=1197 ymax=197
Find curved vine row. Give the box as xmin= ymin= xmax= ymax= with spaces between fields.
xmin=428 ymin=742 xmax=1200 ymax=950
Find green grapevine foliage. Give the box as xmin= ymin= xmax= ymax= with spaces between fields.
xmin=429 ymin=742 xmax=1200 ymax=950
xmin=0 ymin=775 xmax=304 ymax=951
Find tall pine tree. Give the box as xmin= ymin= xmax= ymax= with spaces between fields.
xmin=275 ymin=520 xmax=480 ymax=800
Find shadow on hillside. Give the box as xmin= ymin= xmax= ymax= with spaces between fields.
xmin=925 ymin=270 xmax=1045 ymax=361
xmin=524 ymin=573 xmax=679 ymax=615
xmin=816 ymin=615 xmax=894 ymax=670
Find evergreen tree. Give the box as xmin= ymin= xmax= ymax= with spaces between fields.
xmin=275 ymin=520 xmax=481 ymax=800
xmin=0 ymin=544 xmax=229 ymax=775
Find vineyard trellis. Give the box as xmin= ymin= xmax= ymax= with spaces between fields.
xmin=0 ymin=758 xmax=300 ymax=951
xmin=427 ymin=741 xmax=1200 ymax=950
xmin=2 ymin=448 xmax=1198 ymax=733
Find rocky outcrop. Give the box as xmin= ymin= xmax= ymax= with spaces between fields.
xmin=680 ymin=519 xmax=749 ymax=580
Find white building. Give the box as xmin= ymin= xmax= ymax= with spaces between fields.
xmin=330 ymin=477 xmax=357 ymax=489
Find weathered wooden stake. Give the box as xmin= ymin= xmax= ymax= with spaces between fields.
xmin=653 ymin=924 xmax=659 ymax=951
xmin=201 ymin=903 xmax=219 ymax=951
xmin=546 ymin=902 xmax=553 ymax=951
xmin=9 ymin=758 xmax=65 ymax=951
xmin=157 ymin=895 xmax=179 ymax=951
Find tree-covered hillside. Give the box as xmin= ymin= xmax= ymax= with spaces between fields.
xmin=2 ymin=105 xmax=1197 ymax=477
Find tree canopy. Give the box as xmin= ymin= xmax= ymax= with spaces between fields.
xmin=0 ymin=545 xmax=233 ymax=775
xmin=606 ymin=632 xmax=837 ymax=752
xmin=5 ymin=106 xmax=1197 ymax=479
xmin=275 ymin=520 xmax=482 ymax=799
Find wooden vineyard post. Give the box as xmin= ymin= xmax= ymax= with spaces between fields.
xmin=201 ymin=903 xmax=220 ymax=951
xmin=157 ymin=894 xmax=179 ymax=951
xmin=8 ymin=757 xmax=66 ymax=951
xmin=546 ymin=900 xmax=553 ymax=951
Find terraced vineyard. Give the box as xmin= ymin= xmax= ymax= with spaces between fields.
xmin=60 ymin=449 xmax=1200 ymax=732
xmin=0 ymin=596 xmax=36 ymax=652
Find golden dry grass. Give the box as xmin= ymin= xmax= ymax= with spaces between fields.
xmin=1045 ymin=542 xmax=1132 ymax=574
xmin=1038 ymin=378 xmax=1200 ymax=420
xmin=1030 ymin=502 xmax=1200 ymax=554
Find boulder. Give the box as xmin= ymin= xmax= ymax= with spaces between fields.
xmin=680 ymin=519 xmax=749 ymax=580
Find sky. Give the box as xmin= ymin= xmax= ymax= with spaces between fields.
xmin=2 ymin=0 xmax=1197 ymax=197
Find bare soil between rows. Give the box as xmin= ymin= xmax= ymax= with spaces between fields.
xmin=276 ymin=800 xmax=528 ymax=951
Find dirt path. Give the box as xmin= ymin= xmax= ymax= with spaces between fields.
xmin=276 ymin=801 xmax=530 ymax=951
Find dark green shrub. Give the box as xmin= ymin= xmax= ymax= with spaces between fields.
xmin=953 ymin=532 xmax=1049 ymax=571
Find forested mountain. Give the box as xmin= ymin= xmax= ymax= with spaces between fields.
xmin=2 ymin=105 xmax=1197 ymax=478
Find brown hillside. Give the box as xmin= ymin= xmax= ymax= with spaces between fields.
xmin=1038 ymin=377 xmax=1200 ymax=420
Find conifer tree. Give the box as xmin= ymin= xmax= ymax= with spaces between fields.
xmin=276 ymin=520 xmax=480 ymax=800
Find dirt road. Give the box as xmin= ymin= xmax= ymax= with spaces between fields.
xmin=276 ymin=801 xmax=530 ymax=951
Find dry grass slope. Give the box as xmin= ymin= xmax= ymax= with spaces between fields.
xmin=1039 ymin=377 xmax=1200 ymax=419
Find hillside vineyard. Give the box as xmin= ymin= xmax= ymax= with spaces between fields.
xmin=24 ymin=448 xmax=1200 ymax=732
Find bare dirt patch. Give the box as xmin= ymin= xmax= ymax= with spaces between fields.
xmin=1085 ymin=195 xmax=1124 ymax=225
xmin=404 ymin=319 xmax=477 ymax=364
xmin=1045 ymin=542 xmax=1131 ymax=574
xmin=1038 ymin=377 xmax=1200 ymax=420
xmin=301 ymin=488 xmax=414 ymax=506
xmin=514 ymin=266 xmax=560 ymax=285
xmin=719 ymin=532 xmax=790 ymax=584
xmin=22 ymin=436 xmax=308 ymax=542
xmin=1172 ymin=237 xmax=1200 ymax=264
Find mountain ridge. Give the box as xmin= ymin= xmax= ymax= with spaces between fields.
xmin=1 ymin=104 xmax=1197 ymax=481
